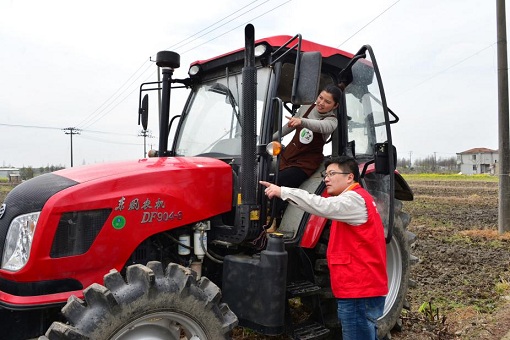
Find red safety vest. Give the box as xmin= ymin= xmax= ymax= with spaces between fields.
xmin=326 ymin=184 xmax=388 ymax=298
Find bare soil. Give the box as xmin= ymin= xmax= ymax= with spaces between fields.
xmin=390 ymin=178 xmax=510 ymax=340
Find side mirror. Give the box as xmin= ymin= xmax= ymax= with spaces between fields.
xmin=292 ymin=51 xmax=322 ymax=105
xmin=139 ymin=94 xmax=149 ymax=131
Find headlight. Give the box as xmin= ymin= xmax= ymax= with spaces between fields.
xmin=189 ymin=65 xmax=201 ymax=76
xmin=254 ymin=44 xmax=267 ymax=57
xmin=2 ymin=212 xmax=40 ymax=271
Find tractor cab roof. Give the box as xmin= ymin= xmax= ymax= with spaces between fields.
xmin=189 ymin=35 xmax=354 ymax=71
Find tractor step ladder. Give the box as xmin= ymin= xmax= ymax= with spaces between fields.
xmin=287 ymin=280 xmax=321 ymax=297
xmin=286 ymin=281 xmax=331 ymax=340
xmin=293 ymin=322 xmax=331 ymax=340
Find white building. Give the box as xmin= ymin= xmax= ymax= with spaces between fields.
xmin=456 ymin=148 xmax=498 ymax=175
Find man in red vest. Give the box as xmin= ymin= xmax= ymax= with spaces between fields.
xmin=260 ymin=156 xmax=388 ymax=340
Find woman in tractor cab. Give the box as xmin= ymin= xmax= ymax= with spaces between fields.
xmin=268 ymin=84 xmax=341 ymax=232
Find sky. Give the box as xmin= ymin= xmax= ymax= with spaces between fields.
xmin=0 ymin=0 xmax=503 ymax=168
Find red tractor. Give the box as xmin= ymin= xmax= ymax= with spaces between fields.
xmin=0 ymin=24 xmax=414 ymax=339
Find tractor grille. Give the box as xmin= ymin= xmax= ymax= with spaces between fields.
xmin=50 ymin=208 xmax=111 ymax=258
xmin=0 ymin=173 xmax=78 ymax=258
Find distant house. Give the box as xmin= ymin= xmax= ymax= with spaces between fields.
xmin=0 ymin=168 xmax=21 ymax=183
xmin=456 ymin=148 xmax=498 ymax=175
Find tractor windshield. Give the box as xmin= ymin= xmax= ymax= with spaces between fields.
xmin=174 ymin=68 xmax=271 ymax=157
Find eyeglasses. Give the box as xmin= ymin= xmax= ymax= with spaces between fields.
xmin=320 ymin=170 xmax=351 ymax=179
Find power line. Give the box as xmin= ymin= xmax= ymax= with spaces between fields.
xmin=179 ymin=0 xmax=292 ymax=55
xmin=76 ymin=61 xmax=154 ymax=130
xmin=0 ymin=122 xmax=138 ymax=138
xmin=84 ymin=128 xmax=137 ymax=137
xmin=337 ymin=0 xmax=401 ymax=48
xmin=74 ymin=1 xmax=282 ymax=131
xmin=0 ymin=123 xmax=62 ymax=130
xmin=163 ymin=0 xmax=265 ymax=52
xmin=394 ymin=42 xmax=497 ymax=97
xmin=77 ymin=65 xmax=157 ymax=130
xmin=79 ymin=134 xmax=142 ymax=146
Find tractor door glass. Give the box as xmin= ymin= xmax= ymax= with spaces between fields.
xmin=345 ymin=53 xmax=393 ymax=238
xmin=345 ymin=58 xmax=387 ymax=162
xmin=174 ymin=68 xmax=270 ymax=157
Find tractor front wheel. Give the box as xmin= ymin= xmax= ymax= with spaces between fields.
xmin=42 ymin=261 xmax=238 ymax=340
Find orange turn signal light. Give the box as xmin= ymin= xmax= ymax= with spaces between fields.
xmin=266 ymin=141 xmax=282 ymax=156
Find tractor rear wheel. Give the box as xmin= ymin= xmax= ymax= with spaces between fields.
xmin=42 ymin=261 xmax=238 ymax=340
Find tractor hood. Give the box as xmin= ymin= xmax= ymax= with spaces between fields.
xmin=48 ymin=157 xmax=234 ymax=218
xmin=53 ymin=157 xmax=229 ymax=184
xmin=0 ymin=157 xmax=233 ymax=288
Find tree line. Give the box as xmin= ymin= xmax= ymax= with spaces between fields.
xmin=19 ymin=165 xmax=66 ymax=180
xmin=7 ymin=156 xmax=460 ymax=181
xmin=397 ymin=155 xmax=458 ymax=173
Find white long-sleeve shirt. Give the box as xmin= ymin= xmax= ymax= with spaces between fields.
xmin=280 ymin=186 xmax=368 ymax=226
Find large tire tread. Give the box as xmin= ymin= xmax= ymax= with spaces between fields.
xmin=42 ymin=262 xmax=238 ymax=340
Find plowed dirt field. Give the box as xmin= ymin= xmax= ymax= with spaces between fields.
xmin=390 ymin=177 xmax=510 ymax=340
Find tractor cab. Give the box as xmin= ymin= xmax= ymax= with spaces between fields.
xmin=138 ymin=26 xmax=400 ymax=245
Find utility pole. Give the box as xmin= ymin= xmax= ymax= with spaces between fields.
xmin=497 ymin=0 xmax=510 ymax=233
xmin=138 ymin=130 xmax=154 ymax=158
xmin=409 ymin=151 xmax=412 ymax=168
xmin=63 ymin=127 xmax=81 ymax=167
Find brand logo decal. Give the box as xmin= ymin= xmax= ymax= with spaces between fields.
xmin=0 ymin=204 xmax=5 ymax=219
xmin=112 ymin=216 xmax=126 ymax=230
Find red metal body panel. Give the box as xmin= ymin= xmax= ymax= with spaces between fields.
xmin=0 ymin=157 xmax=232 ymax=306
xmin=300 ymin=191 xmax=329 ymax=249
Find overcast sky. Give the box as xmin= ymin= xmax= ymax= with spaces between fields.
xmin=0 ymin=0 xmax=502 ymax=168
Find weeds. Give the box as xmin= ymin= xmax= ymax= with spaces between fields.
xmin=418 ymin=299 xmax=442 ymax=322
xmin=495 ymin=277 xmax=510 ymax=296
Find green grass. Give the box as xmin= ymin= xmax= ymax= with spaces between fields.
xmin=0 ymin=184 xmax=16 ymax=202
xmin=402 ymin=173 xmax=498 ymax=182
xmin=0 ymin=185 xmax=13 ymax=194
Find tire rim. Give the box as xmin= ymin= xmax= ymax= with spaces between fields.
xmin=112 ymin=311 xmax=207 ymax=340
xmin=382 ymin=236 xmax=403 ymax=319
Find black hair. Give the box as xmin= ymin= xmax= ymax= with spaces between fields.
xmin=324 ymin=156 xmax=360 ymax=182
xmin=322 ymin=84 xmax=342 ymax=105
